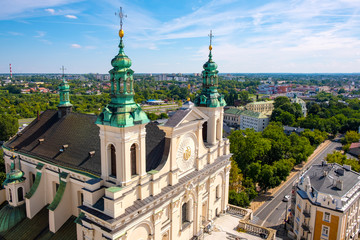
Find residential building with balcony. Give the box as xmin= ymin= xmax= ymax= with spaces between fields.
xmin=289 ymin=162 xmax=360 ymax=240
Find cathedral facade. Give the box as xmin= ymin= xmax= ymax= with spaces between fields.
xmin=1 ymin=21 xmax=231 ymax=240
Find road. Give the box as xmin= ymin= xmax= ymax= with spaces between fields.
xmin=251 ymin=140 xmax=342 ymax=239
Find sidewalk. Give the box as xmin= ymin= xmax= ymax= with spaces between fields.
xmin=249 ymin=140 xmax=332 ymax=212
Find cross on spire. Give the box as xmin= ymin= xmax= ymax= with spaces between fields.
xmin=208 ymin=30 xmax=214 ymax=47
xmin=60 ymin=66 xmax=66 ymax=78
xmin=115 ymin=7 xmax=127 ymax=30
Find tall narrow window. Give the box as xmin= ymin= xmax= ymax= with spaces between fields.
xmin=216 ymin=185 xmax=220 ymax=200
xmin=30 ymin=172 xmax=36 ymax=188
xmin=182 ymin=202 xmax=188 ymax=224
xmin=111 ymin=145 xmax=117 ymax=177
xmin=18 ymin=187 xmax=23 ymax=202
xmin=9 ymin=189 xmax=12 ymax=202
xmin=202 ymin=122 xmax=208 ymax=143
xmin=131 ymin=144 xmax=137 ymax=176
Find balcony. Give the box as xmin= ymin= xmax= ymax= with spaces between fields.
xmin=302 ymin=223 xmax=310 ymax=232
xmin=303 ymin=210 xmax=310 ymax=218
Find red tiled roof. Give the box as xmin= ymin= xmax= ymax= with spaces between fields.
xmin=350 ymin=142 xmax=360 ymax=149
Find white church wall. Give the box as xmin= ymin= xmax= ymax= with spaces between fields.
xmin=0 ymin=189 xmax=5 ymax=205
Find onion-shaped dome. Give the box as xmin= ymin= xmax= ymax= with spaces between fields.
xmin=2 ymin=168 xmax=25 ymax=186
xmin=111 ymin=40 xmax=132 ymax=69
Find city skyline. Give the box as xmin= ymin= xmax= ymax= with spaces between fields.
xmin=1 ymin=0 xmax=360 ymax=74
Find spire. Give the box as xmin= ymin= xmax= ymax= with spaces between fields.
xmin=208 ymin=30 xmax=213 ymax=60
xmin=96 ymin=7 xmax=149 ymax=128
xmin=194 ymin=30 xmax=226 ymax=108
xmin=58 ymin=66 xmax=72 ymax=117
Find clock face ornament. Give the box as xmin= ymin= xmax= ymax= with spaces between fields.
xmin=177 ymin=135 xmax=196 ymax=172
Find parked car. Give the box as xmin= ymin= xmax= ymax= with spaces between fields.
xmin=283 ymin=195 xmax=290 ymax=202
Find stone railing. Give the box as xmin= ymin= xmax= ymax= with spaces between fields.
xmin=227 ymin=204 xmax=253 ymax=221
xmin=238 ymin=220 xmax=276 ymax=240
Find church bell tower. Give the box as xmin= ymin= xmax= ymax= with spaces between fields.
xmin=96 ymin=8 xmax=149 ymax=186
xmin=194 ymin=31 xmax=226 ymax=145
xmin=57 ymin=66 xmax=72 ymax=118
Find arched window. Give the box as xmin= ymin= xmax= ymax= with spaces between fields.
xmin=9 ymin=189 xmax=12 ymax=202
xmin=131 ymin=144 xmax=137 ymax=176
xmin=18 ymin=187 xmax=23 ymax=202
xmin=202 ymin=122 xmax=208 ymax=143
xmin=110 ymin=145 xmax=116 ymax=178
xmin=182 ymin=202 xmax=188 ymax=224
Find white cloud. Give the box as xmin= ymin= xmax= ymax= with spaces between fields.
xmin=0 ymin=0 xmax=82 ymax=20
xmin=34 ymin=31 xmax=46 ymax=38
xmin=8 ymin=32 xmax=23 ymax=36
xmin=65 ymin=14 xmax=77 ymax=19
xmin=71 ymin=43 xmax=81 ymax=48
xmin=45 ymin=8 xmax=55 ymax=14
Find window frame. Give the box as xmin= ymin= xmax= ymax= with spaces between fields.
xmin=321 ymin=225 xmax=329 ymax=237
xmin=323 ymin=212 xmax=330 ymax=222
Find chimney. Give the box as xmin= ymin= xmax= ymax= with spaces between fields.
xmin=336 ymin=180 xmax=343 ymax=190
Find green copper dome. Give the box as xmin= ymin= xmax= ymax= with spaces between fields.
xmin=203 ymin=52 xmax=218 ymax=71
xmin=0 ymin=204 xmax=26 ymax=232
xmin=111 ymin=40 xmax=132 ymax=69
xmin=2 ymin=163 xmax=25 ymax=186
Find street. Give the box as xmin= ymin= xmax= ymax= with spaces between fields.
xmin=251 ymin=140 xmax=342 ymax=239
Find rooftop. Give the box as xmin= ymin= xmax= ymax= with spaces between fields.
xmin=246 ymin=101 xmax=274 ymax=105
xmin=302 ymin=163 xmax=360 ymax=198
xmin=224 ymin=108 xmax=243 ymax=116
xmin=240 ymin=110 xmax=268 ymax=119
xmin=4 ymin=110 xmax=169 ymax=176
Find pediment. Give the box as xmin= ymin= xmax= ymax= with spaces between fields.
xmin=164 ymin=107 xmax=209 ymax=129
xmin=179 ymin=108 xmax=208 ymax=126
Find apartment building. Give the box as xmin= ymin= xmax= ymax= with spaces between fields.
xmin=289 ymin=162 xmax=360 ymax=240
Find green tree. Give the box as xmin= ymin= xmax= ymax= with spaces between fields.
xmin=229 ymin=159 xmax=243 ymax=192
xmin=229 ymin=129 xmax=271 ymax=170
xmin=326 ymin=151 xmax=360 ymax=172
xmin=273 ymin=158 xmax=295 ymax=181
xmin=247 ymin=162 xmax=261 ymax=182
xmin=229 ymin=190 xmax=250 ymax=207
xmin=0 ymin=114 xmax=19 ymax=141
xmin=279 ymin=111 xmax=295 ymax=126
xmin=262 ymin=122 xmax=291 ymax=164
xmin=289 ymin=133 xmax=314 ymax=164
xmin=274 ymin=96 xmax=290 ymax=108
xmin=342 ymin=131 xmax=360 ymax=144
xmin=258 ymin=164 xmax=279 ymax=192
xmin=159 ymin=113 xmax=169 ymax=119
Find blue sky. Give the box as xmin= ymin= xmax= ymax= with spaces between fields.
xmin=1 ymin=0 xmax=360 ymax=74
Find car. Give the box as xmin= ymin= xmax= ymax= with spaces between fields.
xmin=283 ymin=195 xmax=290 ymax=202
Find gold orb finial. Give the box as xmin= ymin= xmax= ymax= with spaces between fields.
xmin=209 ymin=45 xmax=212 ymax=51
xmin=119 ymin=29 xmax=124 ymax=38
xmin=187 ymin=97 xmax=190 ymax=101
